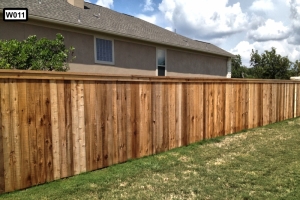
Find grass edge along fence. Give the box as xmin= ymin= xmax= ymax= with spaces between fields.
xmin=0 ymin=69 xmax=300 ymax=194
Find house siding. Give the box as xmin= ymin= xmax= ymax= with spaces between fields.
xmin=0 ymin=20 xmax=228 ymax=77
xmin=167 ymin=49 xmax=227 ymax=77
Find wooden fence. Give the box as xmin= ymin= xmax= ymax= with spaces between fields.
xmin=0 ymin=70 xmax=300 ymax=194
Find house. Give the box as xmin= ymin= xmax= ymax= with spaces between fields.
xmin=0 ymin=0 xmax=234 ymax=77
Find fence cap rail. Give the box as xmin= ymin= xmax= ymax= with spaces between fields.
xmin=0 ymin=69 xmax=299 ymax=83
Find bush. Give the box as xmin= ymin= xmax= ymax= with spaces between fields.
xmin=0 ymin=33 xmax=75 ymax=71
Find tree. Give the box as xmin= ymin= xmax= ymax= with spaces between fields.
xmin=0 ymin=33 xmax=75 ymax=71
xmin=290 ymin=60 xmax=300 ymax=77
xmin=250 ymin=47 xmax=292 ymax=79
xmin=231 ymin=54 xmax=251 ymax=78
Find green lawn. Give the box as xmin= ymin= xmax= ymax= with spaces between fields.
xmin=1 ymin=118 xmax=300 ymax=200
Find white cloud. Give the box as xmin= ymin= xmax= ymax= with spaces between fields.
xmin=248 ymin=14 xmax=266 ymax=30
xmin=136 ymin=14 xmax=157 ymax=24
xmin=288 ymin=0 xmax=300 ymax=44
xmin=95 ymin=0 xmax=113 ymax=8
xmin=230 ymin=40 xmax=300 ymax=66
xmin=230 ymin=41 xmax=254 ymax=65
xmin=250 ymin=0 xmax=275 ymax=11
xmin=165 ymin=26 xmax=173 ymax=31
xmin=158 ymin=0 xmax=248 ymax=40
xmin=143 ymin=0 xmax=155 ymax=12
xmin=248 ymin=19 xmax=290 ymax=41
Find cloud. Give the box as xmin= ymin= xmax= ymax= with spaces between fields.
xmin=248 ymin=14 xmax=266 ymax=30
xmin=288 ymin=0 xmax=300 ymax=44
xmin=143 ymin=0 xmax=155 ymax=12
xmin=250 ymin=0 xmax=275 ymax=11
xmin=136 ymin=14 xmax=157 ymax=24
xmin=165 ymin=26 xmax=173 ymax=31
xmin=158 ymin=0 xmax=248 ymax=40
xmin=230 ymin=41 xmax=254 ymax=65
xmin=230 ymin=39 xmax=300 ymax=66
xmin=248 ymin=19 xmax=290 ymax=41
xmin=95 ymin=0 xmax=113 ymax=8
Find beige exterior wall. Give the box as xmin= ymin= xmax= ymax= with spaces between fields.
xmin=167 ymin=49 xmax=227 ymax=77
xmin=0 ymin=20 xmax=228 ymax=77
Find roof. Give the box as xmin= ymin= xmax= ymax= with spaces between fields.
xmin=0 ymin=0 xmax=234 ymax=57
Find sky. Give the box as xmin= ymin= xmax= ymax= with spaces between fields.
xmin=85 ymin=0 xmax=300 ymax=67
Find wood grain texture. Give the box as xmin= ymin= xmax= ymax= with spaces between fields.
xmin=163 ymin=83 xmax=169 ymax=152
xmin=50 ymin=80 xmax=60 ymax=180
xmin=289 ymin=84 xmax=294 ymax=119
xmin=35 ymin=80 xmax=45 ymax=185
xmin=0 ymin=77 xmax=299 ymax=194
xmin=125 ymin=83 xmax=133 ymax=159
xmin=175 ymin=83 xmax=182 ymax=147
xmin=203 ymin=83 xmax=209 ymax=139
xmin=168 ymin=83 xmax=176 ymax=149
xmin=27 ymin=80 xmax=38 ymax=187
xmin=10 ymin=79 xmax=21 ymax=190
xmin=77 ymin=81 xmax=86 ymax=173
xmin=197 ymin=83 xmax=204 ymax=141
xmin=44 ymin=81 xmax=54 ymax=182
xmin=89 ymin=82 xmax=98 ymax=170
xmin=224 ymin=83 xmax=232 ymax=134
xmin=117 ymin=83 xmax=127 ymax=163
xmin=71 ymin=80 xmax=80 ymax=175
xmin=297 ymin=84 xmax=300 ymax=117
xmin=1 ymin=79 xmax=13 ymax=192
xmin=0 ymin=81 xmax=4 ymax=193
xmin=181 ymin=84 xmax=187 ymax=145
xmin=111 ymin=82 xmax=118 ymax=164
xmin=84 ymin=82 xmax=91 ymax=172
xmin=95 ymin=82 xmax=103 ymax=169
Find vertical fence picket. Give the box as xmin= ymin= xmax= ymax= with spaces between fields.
xmin=1 ymin=79 xmax=13 ymax=192
xmin=50 ymin=80 xmax=60 ymax=180
xmin=175 ymin=83 xmax=182 ymax=147
xmin=0 ymin=80 xmax=4 ymax=193
xmin=297 ymin=83 xmax=300 ymax=117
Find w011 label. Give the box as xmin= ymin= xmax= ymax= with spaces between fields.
xmin=3 ymin=8 xmax=28 ymax=21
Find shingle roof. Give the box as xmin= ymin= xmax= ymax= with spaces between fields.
xmin=0 ymin=0 xmax=233 ymax=57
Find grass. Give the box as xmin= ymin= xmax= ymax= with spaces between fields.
xmin=1 ymin=118 xmax=300 ymax=200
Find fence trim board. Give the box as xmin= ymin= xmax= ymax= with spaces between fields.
xmin=1 ymin=70 xmax=300 ymax=83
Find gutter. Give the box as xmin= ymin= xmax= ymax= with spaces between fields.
xmin=0 ymin=9 xmax=233 ymax=58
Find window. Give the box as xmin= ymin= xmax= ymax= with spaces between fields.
xmin=94 ymin=37 xmax=114 ymax=64
xmin=157 ymin=49 xmax=166 ymax=76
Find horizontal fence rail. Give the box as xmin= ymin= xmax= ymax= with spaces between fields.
xmin=0 ymin=70 xmax=300 ymax=193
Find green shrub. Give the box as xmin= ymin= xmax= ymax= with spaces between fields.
xmin=0 ymin=33 xmax=75 ymax=71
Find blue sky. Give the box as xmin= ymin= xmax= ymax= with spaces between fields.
xmin=86 ymin=0 xmax=300 ymax=66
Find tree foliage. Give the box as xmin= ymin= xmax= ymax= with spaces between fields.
xmin=231 ymin=54 xmax=250 ymax=78
xmin=0 ymin=34 xmax=75 ymax=71
xmin=232 ymin=47 xmax=298 ymax=80
xmin=250 ymin=47 xmax=291 ymax=79
xmin=290 ymin=60 xmax=300 ymax=77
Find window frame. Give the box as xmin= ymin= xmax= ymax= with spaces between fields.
xmin=156 ymin=48 xmax=167 ymax=76
xmin=94 ymin=36 xmax=115 ymax=65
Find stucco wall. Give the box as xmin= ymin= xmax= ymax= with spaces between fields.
xmin=167 ymin=49 xmax=228 ymax=77
xmin=0 ymin=20 xmax=228 ymax=77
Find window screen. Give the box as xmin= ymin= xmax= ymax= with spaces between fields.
xmin=95 ymin=38 xmax=113 ymax=63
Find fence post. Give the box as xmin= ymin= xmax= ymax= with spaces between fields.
xmin=295 ymin=83 xmax=297 ymax=118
